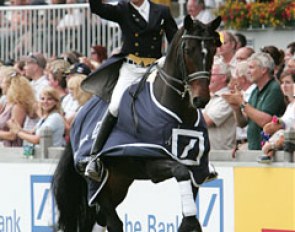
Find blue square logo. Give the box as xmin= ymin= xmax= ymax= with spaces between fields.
xmin=196 ymin=179 xmax=224 ymax=232
xmin=30 ymin=175 xmax=55 ymax=232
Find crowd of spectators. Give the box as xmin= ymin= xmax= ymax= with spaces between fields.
xmin=179 ymin=0 xmax=295 ymax=161
xmin=0 ymin=36 xmax=292 ymax=163
xmin=212 ymin=31 xmax=295 ymax=163
xmin=0 ymin=0 xmax=294 ymax=163
xmin=0 ymin=45 xmax=107 ymax=155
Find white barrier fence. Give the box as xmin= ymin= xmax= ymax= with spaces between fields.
xmin=1 ymin=150 xmax=294 ymax=232
xmin=0 ymin=160 xmax=235 ymax=232
xmin=0 ymin=4 xmax=122 ymax=62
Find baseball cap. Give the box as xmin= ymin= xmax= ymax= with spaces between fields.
xmin=67 ymin=63 xmax=91 ymax=76
xmin=25 ymin=52 xmax=47 ymax=69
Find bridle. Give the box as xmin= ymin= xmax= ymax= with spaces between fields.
xmin=157 ymin=31 xmax=217 ymax=98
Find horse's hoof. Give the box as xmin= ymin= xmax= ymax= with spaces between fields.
xmin=178 ymin=216 xmax=202 ymax=232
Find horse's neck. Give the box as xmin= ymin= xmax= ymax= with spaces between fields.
xmin=153 ymin=67 xmax=197 ymax=125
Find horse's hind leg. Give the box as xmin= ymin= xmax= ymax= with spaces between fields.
xmin=171 ymin=164 xmax=202 ymax=232
xmin=94 ymin=170 xmax=133 ymax=232
xmin=96 ymin=186 xmax=124 ymax=232
xmin=95 ymin=206 xmax=107 ymax=232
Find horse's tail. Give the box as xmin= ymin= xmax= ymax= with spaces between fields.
xmin=52 ymin=142 xmax=96 ymax=232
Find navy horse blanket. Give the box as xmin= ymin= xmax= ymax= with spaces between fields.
xmin=71 ymin=74 xmax=212 ymax=205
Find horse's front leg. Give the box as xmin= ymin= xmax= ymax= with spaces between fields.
xmin=171 ymin=164 xmax=202 ymax=232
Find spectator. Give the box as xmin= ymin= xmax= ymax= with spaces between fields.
xmin=284 ymin=41 xmax=295 ymax=63
xmin=261 ymin=45 xmax=284 ymax=79
xmin=234 ymin=32 xmax=247 ymax=49
xmin=24 ymin=52 xmax=49 ymax=100
xmin=56 ymin=0 xmax=84 ymax=31
xmin=46 ymin=58 xmax=71 ymax=101
xmin=6 ymin=0 xmax=31 ymax=57
xmin=234 ymin=46 xmax=255 ymax=63
xmin=234 ymin=61 xmax=256 ymax=100
xmin=30 ymin=0 xmax=47 ymax=4
xmin=230 ymin=61 xmax=256 ymax=150
xmin=90 ymin=45 xmax=108 ymax=64
xmin=0 ymin=66 xmax=16 ymax=110
xmin=62 ymin=62 xmax=91 ymax=125
xmin=51 ymin=0 xmax=66 ymax=4
xmin=67 ymin=73 xmax=92 ymax=108
xmin=203 ymin=58 xmax=236 ymax=150
xmin=186 ymin=0 xmax=216 ymax=24
xmin=227 ymin=75 xmax=238 ymax=92
xmin=222 ymin=52 xmax=286 ymax=150
xmin=216 ymin=30 xmax=237 ymax=68
xmin=10 ymin=0 xmax=27 ymax=4
xmin=0 ymin=71 xmax=36 ymax=147
xmin=13 ymin=57 xmax=26 ymax=76
xmin=60 ymin=51 xmax=80 ymax=65
xmin=65 ymin=72 xmax=92 ymax=136
xmin=258 ymin=72 xmax=295 ymax=162
xmin=80 ymin=45 xmax=108 ymax=71
xmin=8 ymin=87 xmax=65 ymax=147
xmin=285 ymin=56 xmax=295 ymax=74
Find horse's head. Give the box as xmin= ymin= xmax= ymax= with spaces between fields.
xmin=177 ymin=15 xmax=222 ymax=108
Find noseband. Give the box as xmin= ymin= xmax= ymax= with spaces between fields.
xmin=157 ymin=32 xmax=216 ymax=98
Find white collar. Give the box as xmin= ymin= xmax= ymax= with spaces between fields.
xmin=130 ymin=0 xmax=150 ymax=22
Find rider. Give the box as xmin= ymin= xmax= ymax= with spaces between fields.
xmin=84 ymin=0 xmax=178 ymax=181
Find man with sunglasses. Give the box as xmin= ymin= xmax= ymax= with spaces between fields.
xmin=24 ymin=52 xmax=49 ymax=100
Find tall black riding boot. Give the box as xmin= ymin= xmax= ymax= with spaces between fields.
xmin=85 ymin=111 xmax=117 ymax=181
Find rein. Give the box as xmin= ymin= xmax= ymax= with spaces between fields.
xmin=157 ymin=32 xmax=216 ymax=98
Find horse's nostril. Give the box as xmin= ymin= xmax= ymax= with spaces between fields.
xmin=193 ymin=97 xmax=209 ymax=108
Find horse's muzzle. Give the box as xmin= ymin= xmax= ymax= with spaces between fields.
xmin=193 ymin=97 xmax=209 ymax=108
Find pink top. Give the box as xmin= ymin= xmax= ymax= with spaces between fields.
xmin=0 ymin=104 xmax=22 ymax=147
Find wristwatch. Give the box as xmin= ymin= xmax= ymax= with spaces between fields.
xmin=240 ymin=101 xmax=248 ymax=112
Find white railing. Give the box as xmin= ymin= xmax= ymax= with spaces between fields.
xmin=0 ymin=4 xmax=122 ymax=61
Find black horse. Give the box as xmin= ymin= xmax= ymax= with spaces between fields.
xmin=53 ymin=15 xmax=222 ymax=232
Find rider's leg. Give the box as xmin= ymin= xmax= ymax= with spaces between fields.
xmin=85 ymin=110 xmax=117 ymax=181
xmin=90 ymin=110 xmax=118 ymax=157
xmin=85 ymin=63 xmax=147 ymax=181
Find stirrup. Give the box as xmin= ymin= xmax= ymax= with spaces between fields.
xmin=85 ymin=159 xmax=105 ymax=182
xmin=76 ymin=157 xmax=92 ymax=174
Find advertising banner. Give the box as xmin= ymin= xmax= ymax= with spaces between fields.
xmin=234 ymin=167 xmax=295 ymax=232
xmin=0 ymin=162 xmax=234 ymax=232
xmin=0 ymin=162 xmax=57 ymax=232
xmin=112 ymin=166 xmax=235 ymax=232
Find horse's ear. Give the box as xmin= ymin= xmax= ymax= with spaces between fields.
xmin=184 ymin=15 xmax=194 ymax=31
xmin=215 ymin=32 xmax=222 ymax=47
xmin=210 ymin=16 xmax=222 ymax=31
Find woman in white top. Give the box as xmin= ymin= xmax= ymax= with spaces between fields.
xmin=258 ymin=72 xmax=295 ymax=162
xmin=63 ymin=73 xmax=93 ymax=140
xmin=8 ymin=87 xmax=66 ymax=147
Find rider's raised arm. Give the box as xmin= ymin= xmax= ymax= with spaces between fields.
xmin=160 ymin=5 xmax=178 ymax=43
xmin=89 ymin=0 xmax=124 ymax=23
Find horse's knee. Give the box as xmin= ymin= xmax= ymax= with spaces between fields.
xmin=172 ymin=164 xmax=190 ymax=181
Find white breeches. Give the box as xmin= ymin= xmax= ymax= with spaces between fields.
xmin=108 ymin=62 xmax=149 ymax=116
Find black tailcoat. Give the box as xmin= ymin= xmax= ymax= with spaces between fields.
xmin=82 ymin=0 xmax=178 ymax=101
